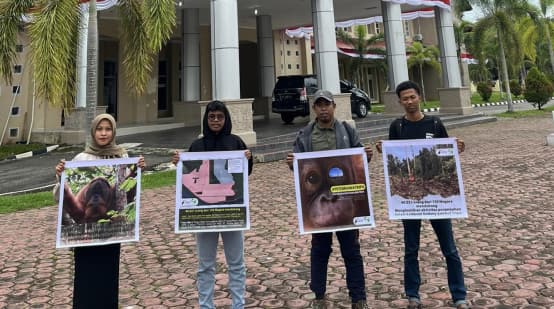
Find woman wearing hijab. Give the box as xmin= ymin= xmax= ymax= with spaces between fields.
xmin=172 ymin=100 xmax=253 ymax=309
xmin=55 ymin=113 xmax=145 ymax=309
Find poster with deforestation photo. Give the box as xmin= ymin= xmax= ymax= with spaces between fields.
xmin=293 ymin=148 xmax=374 ymax=234
xmin=382 ymin=138 xmax=467 ymax=220
xmin=175 ymin=151 xmax=249 ymax=233
xmin=56 ymin=158 xmax=141 ymax=248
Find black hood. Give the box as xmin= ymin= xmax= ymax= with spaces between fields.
xmin=202 ymin=100 xmax=232 ymax=138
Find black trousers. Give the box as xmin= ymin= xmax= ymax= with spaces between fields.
xmin=73 ymin=243 xmax=121 ymax=309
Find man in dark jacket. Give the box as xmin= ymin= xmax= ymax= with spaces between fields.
xmin=376 ymin=81 xmax=469 ymax=309
xmin=172 ymin=100 xmax=253 ymax=309
xmin=286 ymin=89 xmax=372 ymax=309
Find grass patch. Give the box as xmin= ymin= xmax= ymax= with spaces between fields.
xmin=496 ymin=105 xmax=554 ymax=118
xmin=0 ymin=169 xmax=178 ymax=215
xmin=0 ymin=143 xmax=45 ymax=161
xmin=471 ymin=91 xmax=524 ymax=105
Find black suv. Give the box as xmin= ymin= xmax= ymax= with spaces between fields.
xmin=271 ymin=75 xmax=371 ymax=124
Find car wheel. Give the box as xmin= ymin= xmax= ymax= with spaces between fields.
xmin=355 ymin=102 xmax=368 ymax=118
xmin=281 ymin=113 xmax=295 ymax=124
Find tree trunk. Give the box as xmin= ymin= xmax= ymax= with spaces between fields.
xmin=85 ymin=0 xmax=98 ymax=145
xmin=497 ymin=29 xmax=513 ymax=112
xmin=545 ymin=25 xmax=554 ymax=75
xmin=419 ymin=64 xmax=426 ymax=104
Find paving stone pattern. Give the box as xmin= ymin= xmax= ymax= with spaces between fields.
xmin=0 ymin=117 xmax=553 ymax=308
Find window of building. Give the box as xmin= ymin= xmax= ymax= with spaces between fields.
xmin=11 ymin=107 xmax=20 ymax=116
xmin=375 ymin=23 xmax=381 ymax=34
xmin=12 ymin=86 xmax=20 ymax=94
xmin=296 ymin=64 xmax=300 ymax=69
xmin=287 ymin=64 xmax=292 ymax=69
xmin=295 ymin=51 xmax=299 ymax=56
xmin=287 ymin=50 xmax=291 ymax=56
xmin=286 ymin=39 xmax=290 ymax=45
xmin=404 ymin=21 xmax=410 ymax=37
xmin=294 ymin=40 xmax=298 ymax=45
xmin=280 ymin=50 xmax=283 ymax=56
xmin=9 ymin=128 xmax=18 ymax=138
xmin=15 ymin=44 xmax=23 ymax=52
xmin=14 ymin=64 xmax=22 ymax=74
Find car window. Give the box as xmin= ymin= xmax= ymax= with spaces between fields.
xmin=305 ymin=76 xmax=318 ymax=95
xmin=275 ymin=76 xmax=304 ymax=89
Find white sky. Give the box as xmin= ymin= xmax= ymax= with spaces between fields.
xmin=462 ymin=0 xmax=545 ymax=22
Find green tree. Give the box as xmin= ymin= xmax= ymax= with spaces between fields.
xmin=406 ymin=41 xmax=440 ymax=104
xmin=524 ymin=67 xmax=554 ymax=110
xmin=470 ymin=0 xmax=536 ymax=112
xmin=336 ymin=25 xmax=386 ymax=86
xmin=0 ymin=0 xmax=175 ymax=128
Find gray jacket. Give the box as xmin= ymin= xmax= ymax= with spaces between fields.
xmin=292 ymin=119 xmax=363 ymax=153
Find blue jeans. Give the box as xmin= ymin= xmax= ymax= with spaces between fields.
xmin=196 ymin=231 xmax=245 ymax=309
xmin=310 ymin=230 xmax=366 ymax=302
xmin=403 ymin=219 xmax=466 ymax=303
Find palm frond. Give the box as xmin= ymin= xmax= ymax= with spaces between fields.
xmin=28 ymin=0 xmax=79 ymax=109
xmin=0 ymin=0 xmax=34 ymax=84
xmin=118 ymin=0 xmax=152 ymax=96
xmin=142 ymin=0 xmax=176 ymax=52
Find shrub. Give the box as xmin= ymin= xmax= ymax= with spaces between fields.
xmin=477 ymin=81 xmax=492 ymax=102
xmin=509 ymin=79 xmax=522 ymax=97
xmin=524 ymin=67 xmax=554 ymax=110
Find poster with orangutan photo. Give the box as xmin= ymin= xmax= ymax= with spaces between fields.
xmin=55 ymin=157 xmax=141 ymax=248
xmin=293 ymin=148 xmax=375 ymax=234
xmin=382 ymin=138 xmax=467 ymax=220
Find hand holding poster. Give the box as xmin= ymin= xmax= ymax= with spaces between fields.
xmin=56 ymin=157 xmax=141 ymax=248
xmin=293 ymin=148 xmax=375 ymax=234
xmin=175 ymin=151 xmax=250 ymax=233
xmin=381 ymin=138 xmax=467 ymax=220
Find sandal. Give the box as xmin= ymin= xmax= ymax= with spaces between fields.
xmin=456 ymin=303 xmax=471 ymax=309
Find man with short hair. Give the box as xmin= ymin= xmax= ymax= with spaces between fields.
xmin=376 ymin=80 xmax=470 ymax=309
xmin=286 ymin=89 xmax=372 ymax=309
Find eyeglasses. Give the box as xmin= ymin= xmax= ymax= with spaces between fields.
xmin=207 ymin=114 xmax=225 ymax=121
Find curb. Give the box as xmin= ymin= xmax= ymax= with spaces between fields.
xmin=3 ymin=145 xmax=59 ymax=161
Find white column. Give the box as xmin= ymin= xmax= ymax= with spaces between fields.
xmin=182 ymin=8 xmax=200 ymax=101
xmin=382 ymin=1 xmax=409 ymax=89
xmin=75 ymin=6 xmax=89 ymax=108
xmin=435 ymin=7 xmax=462 ymax=88
xmin=256 ymin=15 xmax=274 ymax=97
xmin=210 ymin=0 xmax=240 ymax=100
xmin=311 ymin=0 xmax=340 ymax=94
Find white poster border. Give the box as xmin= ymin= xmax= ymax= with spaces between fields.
xmin=382 ymin=138 xmax=467 ymax=220
xmin=175 ymin=151 xmax=250 ymax=233
xmin=293 ymin=147 xmax=375 ymax=234
xmin=56 ymin=157 xmax=141 ymax=249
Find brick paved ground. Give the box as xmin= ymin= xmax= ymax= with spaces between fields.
xmin=0 ymin=116 xmax=553 ymax=309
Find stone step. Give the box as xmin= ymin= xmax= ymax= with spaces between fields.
xmin=252 ymin=114 xmax=496 ymax=163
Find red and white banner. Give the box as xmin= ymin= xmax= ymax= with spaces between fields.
xmin=78 ymin=0 xmax=118 ymax=11
xmin=382 ymin=0 xmax=450 ymax=9
xmin=286 ymin=9 xmax=436 ymax=39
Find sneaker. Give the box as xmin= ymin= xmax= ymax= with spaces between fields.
xmin=407 ymin=300 xmax=423 ymax=309
xmin=352 ymin=299 xmax=369 ymax=309
xmin=455 ymin=302 xmax=471 ymax=309
xmin=312 ymin=298 xmax=327 ymax=309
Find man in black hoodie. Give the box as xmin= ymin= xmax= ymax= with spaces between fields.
xmin=172 ymin=100 xmax=253 ymax=309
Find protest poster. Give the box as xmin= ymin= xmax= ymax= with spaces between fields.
xmin=382 ymin=138 xmax=467 ymax=220
xmin=56 ymin=157 xmax=141 ymax=248
xmin=293 ymin=148 xmax=374 ymax=234
xmin=175 ymin=151 xmax=249 ymax=233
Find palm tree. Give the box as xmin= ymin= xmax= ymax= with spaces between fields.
xmin=406 ymin=41 xmax=440 ymax=104
xmin=469 ymin=0 xmax=536 ymax=112
xmin=0 ymin=0 xmax=175 ymax=133
xmin=336 ymin=25 xmax=386 ymax=86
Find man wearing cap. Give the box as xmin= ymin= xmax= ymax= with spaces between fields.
xmin=286 ymin=89 xmax=372 ymax=309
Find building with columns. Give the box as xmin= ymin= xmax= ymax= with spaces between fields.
xmin=0 ymin=0 xmax=470 ymax=146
